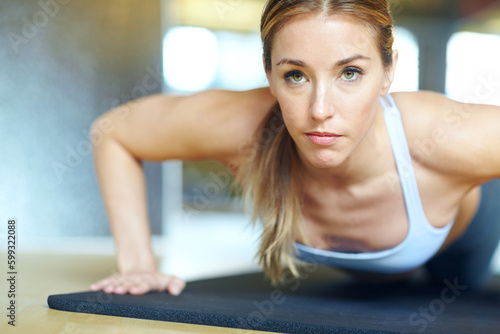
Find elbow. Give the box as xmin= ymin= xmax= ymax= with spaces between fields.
xmin=90 ymin=112 xmax=119 ymax=149
xmin=90 ymin=110 xmax=138 ymax=163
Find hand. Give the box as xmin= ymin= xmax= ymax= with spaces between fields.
xmin=89 ymin=271 xmax=186 ymax=295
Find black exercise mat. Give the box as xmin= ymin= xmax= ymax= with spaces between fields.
xmin=48 ymin=267 xmax=500 ymax=334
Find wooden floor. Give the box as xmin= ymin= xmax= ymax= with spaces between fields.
xmin=0 ymin=253 xmax=276 ymax=334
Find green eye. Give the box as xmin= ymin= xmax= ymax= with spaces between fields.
xmin=344 ymin=70 xmax=355 ymax=79
xmin=285 ymin=70 xmax=306 ymax=84
xmin=291 ymin=72 xmax=303 ymax=82
xmin=342 ymin=68 xmax=361 ymax=81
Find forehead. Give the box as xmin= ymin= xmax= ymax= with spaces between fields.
xmin=272 ymin=14 xmax=378 ymax=64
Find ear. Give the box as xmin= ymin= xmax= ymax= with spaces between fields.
xmin=380 ymin=49 xmax=398 ymax=95
xmin=264 ymin=56 xmax=276 ymax=96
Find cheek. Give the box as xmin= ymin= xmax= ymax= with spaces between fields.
xmin=340 ymin=92 xmax=379 ymax=132
xmin=354 ymin=98 xmax=379 ymax=131
xmin=275 ymin=95 xmax=306 ymax=130
xmin=280 ymin=106 xmax=300 ymax=133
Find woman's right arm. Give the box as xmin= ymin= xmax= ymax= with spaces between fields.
xmin=89 ymin=88 xmax=276 ymax=295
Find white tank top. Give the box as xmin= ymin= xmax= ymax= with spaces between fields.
xmin=295 ymin=94 xmax=454 ymax=274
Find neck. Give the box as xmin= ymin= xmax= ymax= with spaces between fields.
xmin=298 ymin=105 xmax=389 ymax=188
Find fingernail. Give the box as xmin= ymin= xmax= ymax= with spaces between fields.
xmin=171 ymin=285 xmax=181 ymax=296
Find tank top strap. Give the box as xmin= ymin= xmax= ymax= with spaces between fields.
xmin=380 ymin=94 xmax=427 ymax=232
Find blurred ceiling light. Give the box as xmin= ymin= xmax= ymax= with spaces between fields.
xmin=178 ymin=0 xmax=264 ymax=31
xmin=163 ymin=27 xmax=218 ymax=92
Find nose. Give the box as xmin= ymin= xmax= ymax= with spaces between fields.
xmin=309 ymin=84 xmax=334 ymax=122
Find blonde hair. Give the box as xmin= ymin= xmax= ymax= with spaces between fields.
xmin=237 ymin=0 xmax=394 ymax=283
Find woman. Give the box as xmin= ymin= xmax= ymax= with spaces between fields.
xmin=90 ymin=0 xmax=500 ymax=296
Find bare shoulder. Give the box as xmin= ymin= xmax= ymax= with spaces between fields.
xmin=95 ymin=87 xmax=276 ymax=163
xmin=391 ymin=91 xmax=500 ymax=183
xmin=391 ymin=91 xmax=449 ymax=118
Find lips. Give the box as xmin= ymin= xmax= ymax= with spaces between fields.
xmin=305 ymin=132 xmax=342 ymax=146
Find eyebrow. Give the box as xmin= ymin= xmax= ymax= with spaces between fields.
xmin=275 ymin=54 xmax=371 ymax=68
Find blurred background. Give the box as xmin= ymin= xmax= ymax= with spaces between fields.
xmin=1 ymin=0 xmax=499 ymax=280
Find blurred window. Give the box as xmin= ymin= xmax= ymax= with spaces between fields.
xmin=446 ymin=31 xmax=500 ymax=105
xmin=390 ymin=26 xmax=419 ymax=93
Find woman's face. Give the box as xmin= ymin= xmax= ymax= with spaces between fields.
xmin=266 ymin=13 xmax=396 ymax=171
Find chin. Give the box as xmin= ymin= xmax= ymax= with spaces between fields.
xmin=305 ymin=151 xmax=346 ymax=169
xmin=295 ymin=139 xmax=349 ymax=170
xmin=311 ymin=159 xmax=344 ymax=169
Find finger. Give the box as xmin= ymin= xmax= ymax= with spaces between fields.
xmin=113 ymin=274 xmax=152 ymax=295
xmin=89 ymin=282 xmax=103 ymax=291
xmin=129 ymin=281 xmax=150 ymax=295
xmin=154 ymin=275 xmax=175 ymax=292
xmin=103 ymin=284 xmax=117 ymax=293
xmin=102 ymin=274 xmax=125 ymax=293
xmin=113 ymin=283 xmax=130 ymax=295
xmin=167 ymin=276 xmax=186 ymax=296
xmin=107 ymin=274 xmax=141 ymax=294
xmin=89 ymin=275 xmax=118 ymax=291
